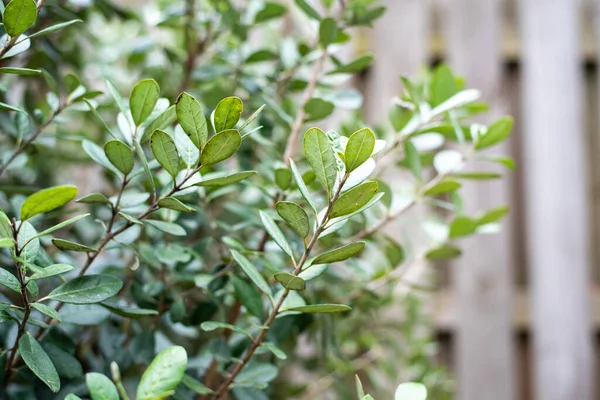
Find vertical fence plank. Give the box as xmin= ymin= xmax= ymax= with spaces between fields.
xmin=520 ymin=1 xmax=593 ymax=399
xmin=442 ymin=1 xmax=516 ymax=399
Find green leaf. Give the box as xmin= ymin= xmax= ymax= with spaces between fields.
xmin=260 ymin=342 xmax=287 ymax=360
xmin=319 ymin=17 xmax=338 ymax=47
xmin=134 ymin=138 xmax=155 ymax=193
xmin=345 ymin=128 xmax=375 ymax=173
xmin=475 ymin=116 xmax=513 ymax=150
xmin=389 ymin=103 xmax=413 ymax=132
xmin=84 ymin=100 xmax=117 ymax=140
xmin=30 ymin=213 xmax=90 ymax=241
xmin=25 ymin=19 xmax=81 ymax=40
xmin=330 ymin=181 xmax=378 ymax=218
xmin=259 ymin=210 xmax=293 ymax=257
xmin=83 ymin=140 xmax=121 ymax=175
xmin=145 ymin=220 xmax=186 ymax=236
xmin=274 ymin=168 xmax=292 ymax=190
xmin=157 ymin=197 xmax=195 ymax=213
xmin=182 ymin=374 xmax=213 ymax=395
xmin=144 ymin=105 xmax=177 ymax=141
xmin=45 ymin=274 xmax=123 ymax=304
xmin=17 ymin=221 xmax=39 ymax=262
xmin=0 ymin=101 xmax=26 ymax=113
xmin=0 ymin=237 xmax=14 ymax=248
xmin=104 ymin=140 xmax=134 ymax=175
xmin=52 ymin=238 xmax=96 ymax=253
xmin=303 ymin=127 xmax=337 ymax=197
xmin=453 ymin=172 xmax=501 ymax=180
xmin=214 ymin=96 xmax=243 ymax=132
xmin=20 ymin=185 xmax=78 ymax=220
xmin=19 ymin=333 xmax=60 ymax=392
xmin=404 ymin=140 xmax=421 ymax=181
xmin=478 ymin=205 xmax=509 ymax=225
xmin=31 ymin=303 xmax=61 ymax=321
xmin=274 ymin=272 xmax=305 ymax=290
xmin=0 ymin=210 xmax=12 ymax=238
xmin=30 ymin=263 xmax=74 ymax=280
xmin=356 ymin=375 xmax=366 ymax=399
xmin=201 ymin=129 xmax=241 ymax=166
xmin=0 ymin=67 xmax=41 ymax=75
xmin=200 ymin=321 xmax=249 ymax=335
xmin=423 ymin=179 xmax=461 ymax=196
xmin=231 ymin=275 xmax=263 ymax=318
xmin=449 ymin=216 xmax=478 ymax=238
xmin=231 ymin=249 xmax=271 ymax=296
xmin=0 ymin=267 xmax=21 ymax=293
xmin=394 ymin=382 xmax=427 ymax=400
xmin=86 ymin=372 xmax=119 ymax=400
xmin=238 ymin=104 xmax=266 ymax=132
xmin=76 ymin=193 xmax=111 ymax=205
xmin=176 ymin=92 xmax=208 ymax=149
xmin=426 ymin=245 xmax=462 ymax=261
xmin=287 ymin=304 xmax=351 ymax=313
xmin=3 ymin=0 xmax=37 ymax=36
xmin=328 ymin=54 xmax=373 ymax=75
xmin=105 ymin=79 xmax=130 ymax=126
xmin=312 ymin=242 xmax=365 ymax=265
xmin=290 ymin=160 xmax=317 ymax=213
xmin=275 ymin=201 xmax=309 ymax=239
xmin=99 ymin=301 xmax=158 ymax=318
xmin=118 ymin=212 xmax=142 ymax=225
xmin=304 ymin=98 xmax=334 ymax=121
xmin=193 ymin=171 xmax=256 ymax=187
xmin=130 ymin=79 xmax=160 ymax=126
xmin=295 ymin=0 xmax=320 ymax=19
xmin=150 ymin=129 xmax=180 ymax=178
xmin=254 ymin=2 xmax=286 ymax=23
xmin=431 ymin=64 xmax=457 ymax=107
xmin=136 ymin=346 xmax=187 ymax=400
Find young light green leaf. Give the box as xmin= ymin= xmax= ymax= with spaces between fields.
xmin=0 ymin=267 xmax=21 ymax=293
xmin=104 ymin=140 xmax=134 ymax=175
xmin=145 ymin=220 xmax=186 ymax=236
xmin=290 ymin=159 xmax=317 ymax=213
xmin=430 ymin=64 xmax=457 ymax=107
xmin=52 ymin=238 xmax=96 ymax=253
xmin=86 ymin=372 xmax=119 ymax=400
xmin=20 ymin=185 xmax=77 ymax=221
xmin=319 ymin=17 xmax=338 ymax=47
xmin=31 ymin=303 xmax=61 ymax=321
xmin=76 ymin=193 xmax=111 ymax=205
xmin=259 ymin=210 xmax=293 ymax=257
xmin=304 ymin=98 xmax=334 ymax=121
xmin=157 ymin=197 xmax=195 ymax=213
xmin=0 ymin=237 xmax=14 ymax=248
xmin=201 ymin=129 xmax=241 ymax=166
xmin=330 ymin=181 xmax=378 ymax=218
xmin=231 ymin=275 xmax=264 ymax=318
xmin=193 ymin=171 xmax=256 ymax=187
xmin=45 ymin=274 xmax=123 ymax=304
xmin=176 ymin=92 xmax=208 ymax=149
xmin=136 ymin=346 xmax=187 ymax=400
xmin=275 ymin=201 xmax=310 ymax=239
xmin=295 ymin=0 xmax=321 ymax=19
xmin=19 ymin=333 xmax=60 ymax=392
xmin=254 ymin=1 xmax=287 ymax=23
xmin=423 ymin=179 xmax=461 ymax=196
xmin=0 ymin=67 xmax=41 ymax=75
xmin=394 ymin=382 xmax=427 ymax=400
xmin=30 ymin=263 xmax=74 ymax=280
xmin=303 ymin=127 xmax=337 ymax=198
xmin=129 ymin=79 xmax=159 ymax=126
xmin=426 ymin=245 xmax=462 ymax=261
xmin=4 ymin=0 xmax=37 ymax=37
xmin=312 ymin=241 xmax=366 ymax=265
xmin=475 ymin=116 xmax=513 ymax=150
xmin=287 ymin=304 xmax=351 ymax=313
xmin=150 ymin=129 xmax=180 ymax=178
xmin=356 ymin=375 xmax=366 ymax=399
xmin=274 ymin=272 xmax=306 ymax=291
xmin=328 ymin=54 xmax=374 ymax=75
xmin=24 ymin=19 xmax=81 ymax=40
xmin=0 ymin=210 xmax=12 ymax=238
xmin=344 ymin=128 xmax=375 ymax=173
xmin=214 ymin=96 xmax=243 ymax=132
xmin=231 ymin=249 xmax=271 ymax=296
xmin=478 ymin=205 xmax=509 ymax=225
xmin=404 ymin=140 xmax=421 ymax=181
xmin=99 ymin=301 xmax=158 ymax=318
xmin=449 ymin=216 xmax=478 ymax=238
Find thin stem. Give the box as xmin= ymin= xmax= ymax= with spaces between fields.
xmin=211 ymin=175 xmax=349 ymax=400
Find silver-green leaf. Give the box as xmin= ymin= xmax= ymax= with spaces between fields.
xmin=19 ymin=333 xmax=60 ymax=392
xmin=275 ymin=201 xmax=310 ymax=239
xmin=44 ymin=274 xmax=123 ymax=304
xmin=231 ymin=249 xmax=271 ymax=296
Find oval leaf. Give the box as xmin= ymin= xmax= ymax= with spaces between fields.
xmin=19 ymin=333 xmax=60 ymax=392
xmin=136 ymin=346 xmax=187 ymax=400
xmin=0 ymin=267 xmax=21 ymax=293
xmin=312 ymin=242 xmax=365 ymax=265
xmin=104 ymin=140 xmax=134 ymax=175
xmin=99 ymin=301 xmax=159 ymax=318
xmin=130 ymin=79 xmax=160 ymax=126
xmin=4 ymin=0 xmax=37 ymax=37
xmin=303 ymin=127 xmax=337 ymax=197
xmin=344 ymin=128 xmax=375 ymax=173
xmin=275 ymin=201 xmax=310 ymax=239
xmin=145 ymin=220 xmax=186 ymax=236
xmin=214 ymin=96 xmax=243 ymax=132
xmin=194 ymin=171 xmax=256 ymax=187
xmin=157 ymin=197 xmax=195 ymax=213
xmin=259 ymin=210 xmax=293 ymax=256
xmin=20 ymin=185 xmax=78 ymax=220
xmin=274 ymin=272 xmax=306 ymax=291
xmin=86 ymin=372 xmax=119 ymax=400
xmin=201 ymin=129 xmax=241 ymax=166
xmin=176 ymin=92 xmax=208 ymax=149
xmin=423 ymin=179 xmax=462 ymax=196
xmin=46 ymin=274 xmax=123 ymax=304
xmin=150 ymin=129 xmax=180 ymax=178
xmin=330 ymin=181 xmax=378 ymax=218
xmin=475 ymin=116 xmax=513 ymax=150
xmin=31 ymin=303 xmax=61 ymax=321
xmin=30 ymin=263 xmax=75 ymax=280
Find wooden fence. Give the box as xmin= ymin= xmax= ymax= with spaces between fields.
xmin=361 ymin=0 xmax=598 ymax=399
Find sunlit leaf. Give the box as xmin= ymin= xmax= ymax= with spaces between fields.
xmin=4 ymin=0 xmax=37 ymax=36
xmin=20 ymin=185 xmax=77 ymax=221
xmin=274 ymin=272 xmax=305 ymax=290
xmin=214 ymin=96 xmax=242 ymax=132
xmin=303 ymin=127 xmax=337 ymax=198
xmin=330 ymin=181 xmax=377 ymax=218
xmin=104 ymin=140 xmax=134 ymax=175
xmin=150 ymin=129 xmax=180 ymax=178
xmin=176 ymin=92 xmax=208 ymax=149
xmin=130 ymin=79 xmax=160 ymax=126
xmin=136 ymin=346 xmax=187 ymax=400
xmin=201 ymin=129 xmax=241 ymax=166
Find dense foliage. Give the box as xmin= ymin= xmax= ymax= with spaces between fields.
xmin=0 ymin=0 xmax=512 ymax=399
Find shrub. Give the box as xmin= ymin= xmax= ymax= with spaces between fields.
xmin=0 ymin=0 xmax=512 ymax=399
